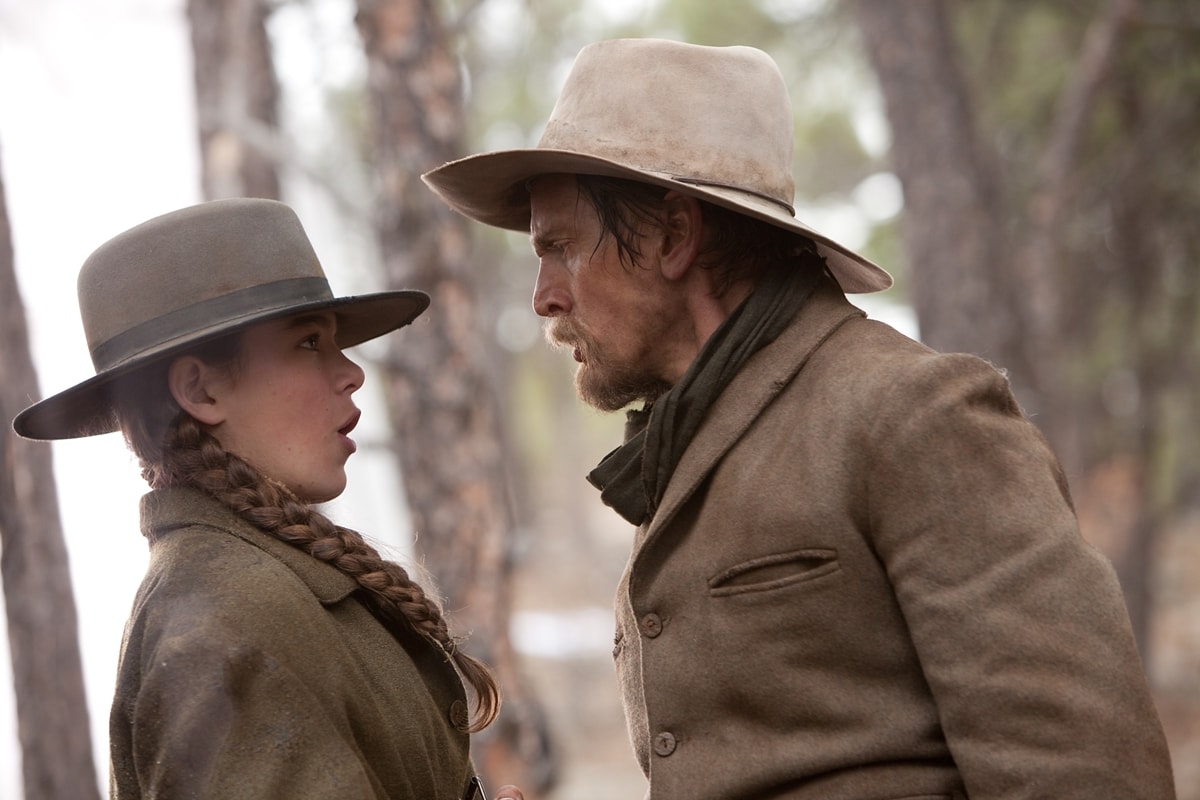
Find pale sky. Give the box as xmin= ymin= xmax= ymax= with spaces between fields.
xmin=0 ymin=0 xmax=407 ymax=794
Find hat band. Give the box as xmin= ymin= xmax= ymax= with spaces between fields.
xmin=672 ymin=176 xmax=796 ymax=216
xmin=91 ymin=276 xmax=333 ymax=371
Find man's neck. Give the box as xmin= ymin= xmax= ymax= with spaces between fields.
xmin=673 ymin=278 xmax=756 ymax=378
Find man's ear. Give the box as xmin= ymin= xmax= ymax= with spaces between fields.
xmin=167 ymin=355 xmax=225 ymax=426
xmin=658 ymin=190 xmax=704 ymax=281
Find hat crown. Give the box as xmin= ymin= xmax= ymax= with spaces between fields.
xmin=420 ymin=38 xmax=893 ymax=295
xmin=539 ymin=39 xmax=795 ymax=210
xmin=79 ymin=198 xmax=332 ymax=371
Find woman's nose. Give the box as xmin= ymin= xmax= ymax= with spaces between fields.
xmin=339 ymin=351 xmax=366 ymax=393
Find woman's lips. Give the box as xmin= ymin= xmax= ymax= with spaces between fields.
xmin=338 ymin=410 xmax=361 ymax=453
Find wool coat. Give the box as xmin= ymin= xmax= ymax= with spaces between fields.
xmin=613 ymin=277 xmax=1176 ymax=800
xmin=110 ymin=487 xmax=475 ymax=800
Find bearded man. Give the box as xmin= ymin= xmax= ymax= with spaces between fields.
xmin=423 ymin=38 xmax=1175 ymax=800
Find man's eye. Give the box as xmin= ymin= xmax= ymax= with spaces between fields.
xmin=302 ymin=334 xmax=320 ymax=350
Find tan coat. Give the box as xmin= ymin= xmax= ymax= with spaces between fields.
xmin=614 ymin=278 xmax=1175 ymax=799
xmin=110 ymin=488 xmax=474 ymax=799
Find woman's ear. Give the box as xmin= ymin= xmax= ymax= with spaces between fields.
xmin=167 ymin=356 xmax=225 ymax=426
xmin=658 ymin=190 xmax=704 ymax=281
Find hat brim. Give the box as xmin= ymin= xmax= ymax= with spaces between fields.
xmin=422 ymin=149 xmax=893 ymax=294
xmin=13 ymin=290 xmax=429 ymax=441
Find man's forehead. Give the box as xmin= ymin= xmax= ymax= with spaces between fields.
xmin=528 ymin=175 xmax=586 ymax=234
xmin=529 ymin=173 xmax=582 ymax=207
xmin=526 ymin=172 xmax=577 ymax=193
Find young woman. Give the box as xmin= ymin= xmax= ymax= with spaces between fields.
xmin=13 ymin=198 xmax=523 ymax=800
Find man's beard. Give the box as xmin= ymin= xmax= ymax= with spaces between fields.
xmin=545 ymin=317 xmax=671 ymax=412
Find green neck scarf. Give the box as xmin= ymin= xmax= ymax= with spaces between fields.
xmin=587 ymin=260 xmax=824 ymax=526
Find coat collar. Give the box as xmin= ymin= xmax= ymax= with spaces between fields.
xmin=636 ymin=276 xmax=864 ymax=547
xmin=140 ymin=486 xmax=359 ymax=605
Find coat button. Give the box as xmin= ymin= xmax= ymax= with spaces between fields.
xmin=448 ymin=699 xmax=469 ymax=730
xmin=640 ymin=612 xmax=663 ymax=638
xmin=652 ymin=731 xmax=677 ymax=757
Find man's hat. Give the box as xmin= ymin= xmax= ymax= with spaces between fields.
xmin=13 ymin=197 xmax=429 ymax=441
xmin=422 ymin=38 xmax=892 ymax=294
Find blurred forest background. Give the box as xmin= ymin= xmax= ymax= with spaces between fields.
xmin=1 ymin=0 xmax=1197 ymax=798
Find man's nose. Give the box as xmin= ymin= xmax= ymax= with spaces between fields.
xmin=532 ymin=263 xmax=571 ymax=317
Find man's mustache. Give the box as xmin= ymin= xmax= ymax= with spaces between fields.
xmin=544 ymin=317 xmax=583 ymax=350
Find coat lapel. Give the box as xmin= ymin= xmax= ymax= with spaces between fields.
xmin=636 ymin=279 xmax=865 ymax=550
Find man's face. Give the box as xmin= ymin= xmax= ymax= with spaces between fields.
xmin=528 ymin=174 xmax=683 ymax=411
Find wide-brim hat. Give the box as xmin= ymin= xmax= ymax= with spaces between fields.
xmin=422 ymin=38 xmax=892 ymax=294
xmin=13 ymin=197 xmax=429 ymax=441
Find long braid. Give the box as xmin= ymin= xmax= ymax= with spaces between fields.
xmin=155 ymin=412 xmax=501 ymax=732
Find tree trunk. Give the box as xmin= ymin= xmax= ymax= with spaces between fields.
xmin=1101 ymin=37 xmax=1179 ymax=654
xmin=186 ymin=0 xmax=282 ymax=200
xmin=852 ymin=0 xmax=1017 ymax=372
xmin=0 ymin=155 xmax=101 ymax=799
xmin=1008 ymin=0 xmax=1138 ymax=473
xmin=353 ymin=0 xmax=556 ymax=794
xmin=853 ymin=0 xmax=1159 ymax=653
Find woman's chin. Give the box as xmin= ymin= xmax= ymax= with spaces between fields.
xmin=296 ymin=476 xmax=348 ymax=505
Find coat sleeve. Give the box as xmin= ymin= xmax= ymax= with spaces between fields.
xmin=110 ymin=601 xmax=385 ymax=800
xmin=863 ymin=352 xmax=1175 ymax=799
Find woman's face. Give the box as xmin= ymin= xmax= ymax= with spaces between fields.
xmin=201 ymin=311 xmax=366 ymax=503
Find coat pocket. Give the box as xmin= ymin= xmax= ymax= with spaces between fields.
xmin=707 ymin=548 xmax=840 ymax=596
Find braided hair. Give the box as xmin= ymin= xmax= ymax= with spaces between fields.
xmin=114 ymin=340 xmax=501 ymax=733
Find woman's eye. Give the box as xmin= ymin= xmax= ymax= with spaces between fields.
xmin=301 ymin=334 xmax=320 ymax=350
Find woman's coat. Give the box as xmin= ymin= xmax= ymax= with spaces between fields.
xmin=110 ymin=487 xmax=474 ymax=799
